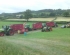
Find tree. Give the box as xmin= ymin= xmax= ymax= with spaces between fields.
xmin=24 ymin=9 xmax=32 ymax=21
xmin=39 ymin=13 xmax=48 ymax=18
xmin=19 ymin=15 xmax=24 ymax=19
xmin=63 ymin=11 xmax=69 ymax=17
xmin=49 ymin=12 xmax=56 ymax=17
xmin=0 ymin=16 xmax=5 ymax=20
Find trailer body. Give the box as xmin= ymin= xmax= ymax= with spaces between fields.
xmin=46 ymin=22 xmax=58 ymax=27
xmin=10 ymin=24 xmax=28 ymax=34
xmin=32 ymin=22 xmax=42 ymax=30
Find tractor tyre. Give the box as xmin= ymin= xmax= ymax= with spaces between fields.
xmin=0 ymin=32 xmax=4 ymax=36
xmin=9 ymin=30 xmax=14 ymax=36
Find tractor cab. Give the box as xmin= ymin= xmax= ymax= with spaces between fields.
xmin=42 ymin=23 xmax=46 ymax=27
xmin=25 ymin=24 xmax=32 ymax=31
xmin=25 ymin=24 xmax=30 ymax=28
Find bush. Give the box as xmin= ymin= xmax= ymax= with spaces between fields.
xmin=56 ymin=21 xmax=67 ymax=24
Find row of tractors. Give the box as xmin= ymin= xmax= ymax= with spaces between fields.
xmin=0 ymin=22 xmax=58 ymax=36
xmin=61 ymin=23 xmax=70 ymax=28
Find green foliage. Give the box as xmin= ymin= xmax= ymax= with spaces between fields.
xmin=56 ymin=21 xmax=67 ymax=24
xmin=32 ymin=13 xmax=37 ymax=18
xmin=0 ymin=9 xmax=70 ymax=19
xmin=63 ymin=11 xmax=70 ymax=17
xmin=0 ymin=16 xmax=5 ymax=20
xmin=49 ymin=12 xmax=56 ymax=17
xmin=39 ymin=13 xmax=48 ymax=18
xmin=24 ymin=9 xmax=33 ymax=21
xmin=19 ymin=15 xmax=24 ymax=19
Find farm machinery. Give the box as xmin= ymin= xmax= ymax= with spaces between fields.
xmin=0 ymin=24 xmax=30 ymax=36
xmin=25 ymin=24 xmax=31 ymax=31
xmin=61 ymin=23 xmax=70 ymax=28
xmin=46 ymin=22 xmax=58 ymax=27
xmin=0 ymin=22 xmax=56 ymax=36
xmin=41 ymin=23 xmax=52 ymax=32
xmin=66 ymin=23 xmax=70 ymax=28
xmin=0 ymin=26 xmax=14 ymax=36
xmin=32 ymin=22 xmax=42 ymax=30
xmin=42 ymin=26 xmax=52 ymax=32
xmin=41 ymin=21 xmax=58 ymax=32
xmin=10 ymin=24 xmax=28 ymax=34
xmin=0 ymin=29 xmax=4 ymax=36
xmin=6 ymin=22 xmax=42 ymax=34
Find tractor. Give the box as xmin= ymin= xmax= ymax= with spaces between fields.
xmin=46 ymin=22 xmax=58 ymax=27
xmin=42 ymin=26 xmax=52 ymax=32
xmin=25 ymin=24 xmax=32 ymax=31
xmin=42 ymin=23 xmax=52 ymax=32
xmin=61 ymin=23 xmax=70 ymax=28
xmin=66 ymin=23 xmax=70 ymax=28
xmin=0 ymin=26 xmax=14 ymax=36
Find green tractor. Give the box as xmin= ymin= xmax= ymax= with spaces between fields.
xmin=0 ymin=26 xmax=14 ymax=36
xmin=25 ymin=24 xmax=32 ymax=31
xmin=42 ymin=23 xmax=52 ymax=32
xmin=41 ymin=23 xmax=52 ymax=32
xmin=42 ymin=26 xmax=51 ymax=32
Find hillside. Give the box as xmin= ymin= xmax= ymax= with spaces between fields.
xmin=0 ymin=9 xmax=70 ymax=19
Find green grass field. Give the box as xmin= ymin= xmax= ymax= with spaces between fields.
xmin=0 ymin=21 xmax=70 ymax=55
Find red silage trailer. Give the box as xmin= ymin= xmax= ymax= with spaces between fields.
xmin=32 ymin=22 xmax=42 ymax=30
xmin=46 ymin=22 xmax=55 ymax=27
xmin=10 ymin=24 xmax=28 ymax=34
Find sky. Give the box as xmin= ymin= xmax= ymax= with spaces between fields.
xmin=0 ymin=0 xmax=70 ymax=13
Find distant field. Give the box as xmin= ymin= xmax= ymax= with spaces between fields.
xmin=6 ymin=17 xmax=70 ymax=22
xmin=6 ymin=17 xmax=54 ymax=21
xmin=54 ymin=17 xmax=70 ymax=21
xmin=29 ymin=18 xmax=54 ymax=21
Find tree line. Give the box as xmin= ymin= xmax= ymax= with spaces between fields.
xmin=0 ymin=9 xmax=70 ymax=21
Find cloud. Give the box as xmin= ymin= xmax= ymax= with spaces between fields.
xmin=0 ymin=0 xmax=70 ymax=13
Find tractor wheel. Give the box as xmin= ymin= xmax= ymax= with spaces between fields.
xmin=9 ymin=30 xmax=14 ymax=36
xmin=0 ymin=32 xmax=4 ymax=36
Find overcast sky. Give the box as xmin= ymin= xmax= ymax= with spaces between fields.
xmin=0 ymin=0 xmax=70 ymax=13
